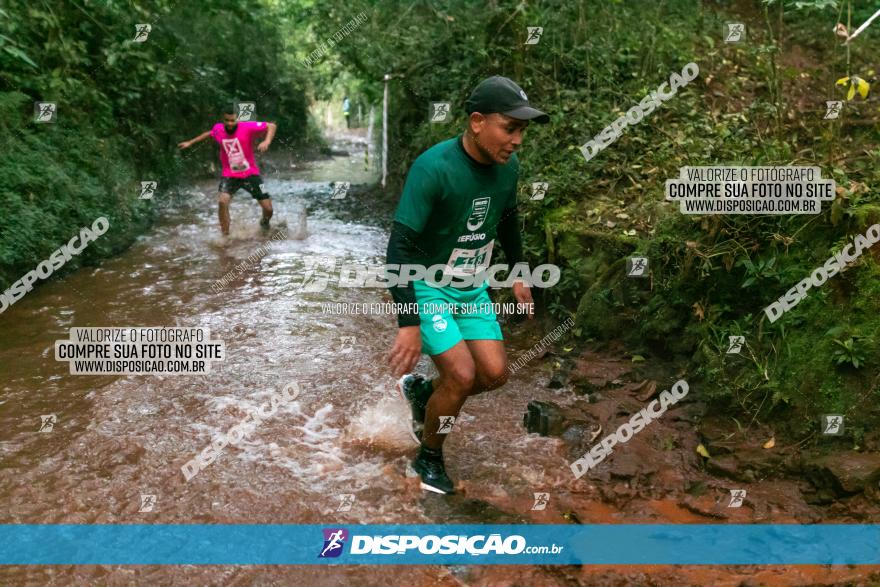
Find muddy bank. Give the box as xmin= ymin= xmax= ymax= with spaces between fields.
xmin=526 ymin=345 xmax=880 ymax=525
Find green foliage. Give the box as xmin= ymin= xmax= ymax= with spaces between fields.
xmin=761 ymin=1 xmax=839 ymax=12
xmin=738 ymin=255 xmax=779 ymax=289
xmin=831 ymin=335 xmax=868 ymax=369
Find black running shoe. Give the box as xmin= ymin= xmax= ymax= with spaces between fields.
xmin=413 ymin=448 xmax=456 ymax=495
xmin=260 ymin=217 xmax=271 ymax=229
xmin=397 ymin=374 xmax=427 ymax=444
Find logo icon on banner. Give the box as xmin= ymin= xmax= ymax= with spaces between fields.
xmin=319 ymin=528 xmax=348 ymax=558
xmin=525 ymin=27 xmax=544 ymax=45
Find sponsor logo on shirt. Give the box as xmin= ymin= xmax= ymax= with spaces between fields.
xmin=466 ymin=197 xmax=491 ymax=231
xmin=222 ymin=138 xmax=250 ymax=172
xmin=432 ymin=315 xmax=448 ymax=333
xmin=457 ymin=233 xmax=486 ymax=243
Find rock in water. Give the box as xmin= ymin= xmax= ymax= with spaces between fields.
xmin=523 ymin=399 xmax=593 ymax=437
xmin=804 ymin=452 xmax=880 ymax=496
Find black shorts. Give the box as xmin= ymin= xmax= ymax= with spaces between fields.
xmin=218 ymin=175 xmax=269 ymax=200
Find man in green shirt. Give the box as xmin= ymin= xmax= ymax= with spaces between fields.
xmin=386 ymin=76 xmax=549 ymax=494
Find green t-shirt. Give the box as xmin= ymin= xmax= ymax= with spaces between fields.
xmin=394 ymin=135 xmax=519 ymax=277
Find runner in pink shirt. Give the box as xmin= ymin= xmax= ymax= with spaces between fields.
xmin=178 ymin=107 xmax=278 ymax=235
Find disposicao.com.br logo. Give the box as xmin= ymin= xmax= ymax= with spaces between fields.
xmin=319 ymin=528 xmax=349 ymax=558
xmin=318 ymin=528 xmax=563 ymax=558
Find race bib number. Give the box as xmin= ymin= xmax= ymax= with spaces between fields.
xmin=444 ymin=241 xmax=493 ymax=277
xmin=222 ymin=138 xmax=250 ymax=172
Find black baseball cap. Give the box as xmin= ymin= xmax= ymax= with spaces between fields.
xmin=465 ymin=76 xmax=549 ymax=123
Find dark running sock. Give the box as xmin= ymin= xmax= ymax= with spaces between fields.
xmin=413 ymin=378 xmax=434 ymax=407
xmin=419 ymin=444 xmax=442 ymax=460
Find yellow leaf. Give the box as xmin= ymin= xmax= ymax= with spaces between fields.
xmin=847 ymin=83 xmax=856 ymax=101
xmin=836 ymin=76 xmax=850 ymax=86
xmin=763 ymin=437 xmax=776 ymax=449
xmin=696 ymin=443 xmax=711 ymax=458
xmin=857 ymin=77 xmax=870 ymax=99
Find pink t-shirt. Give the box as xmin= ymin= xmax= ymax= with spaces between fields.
xmin=211 ymin=121 xmax=268 ymax=178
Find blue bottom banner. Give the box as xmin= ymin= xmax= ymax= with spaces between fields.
xmin=1 ymin=524 xmax=878 ymax=565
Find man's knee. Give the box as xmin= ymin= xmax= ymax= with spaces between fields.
xmin=218 ymin=193 xmax=231 ymax=206
xmin=474 ymin=362 xmax=509 ymax=393
xmin=444 ymin=363 xmax=475 ymax=397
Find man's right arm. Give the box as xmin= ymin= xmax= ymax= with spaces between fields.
xmin=385 ymin=158 xmax=437 ymax=325
xmin=386 ymin=221 xmax=424 ymax=327
xmin=178 ymin=130 xmax=213 ymax=149
xmin=386 ymin=157 xmax=438 ymax=376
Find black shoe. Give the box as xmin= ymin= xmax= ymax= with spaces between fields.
xmin=397 ymin=374 xmax=427 ymax=444
xmin=413 ymin=447 xmax=456 ymax=495
xmin=260 ymin=217 xmax=271 ymax=229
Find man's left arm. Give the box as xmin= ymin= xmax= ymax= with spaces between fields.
xmin=256 ymin=121 xmax=277 ymax=153
xmin=497 ymin=206 xmax=534 ymax=320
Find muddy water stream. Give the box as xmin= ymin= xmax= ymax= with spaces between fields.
xmin=0 ymin=138 xmax=876 ymax=585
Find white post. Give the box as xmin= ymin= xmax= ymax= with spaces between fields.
xmin=382 ymin=73 xmax=389 ymax=189
xmin=845 ymin=8 xmax=880 ymax=44
xmin=366 ymin=104 xmax=375 ymax=171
